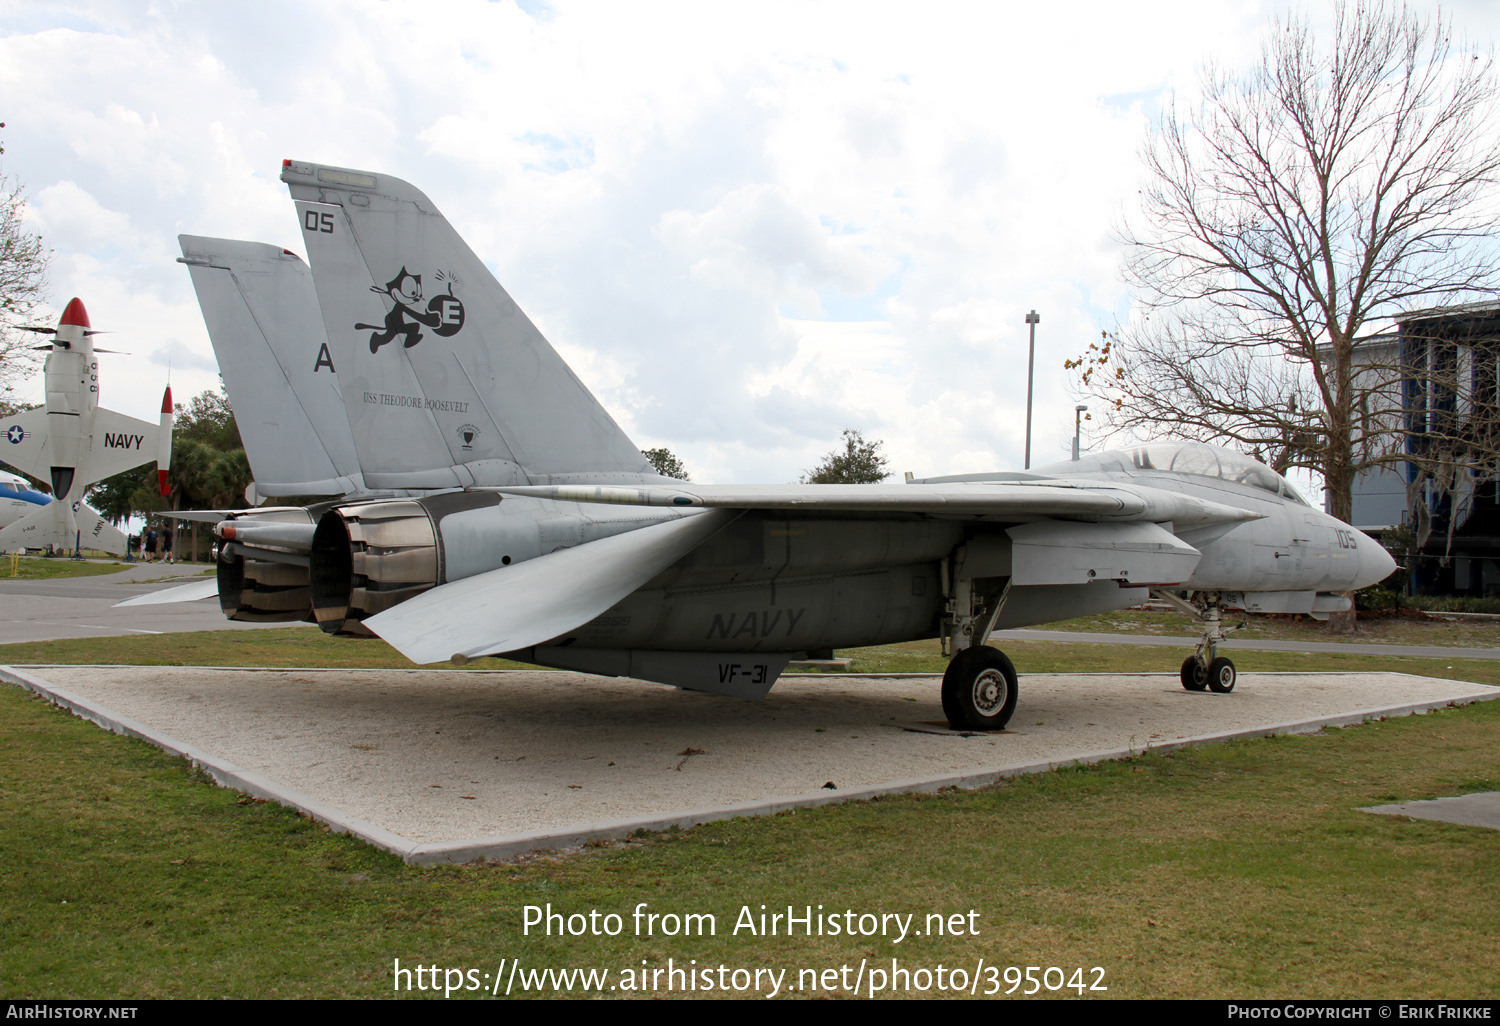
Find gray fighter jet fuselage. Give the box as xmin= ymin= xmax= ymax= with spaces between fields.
xmin=293 ymin=440 xmax=1386 ymax=686
xmin=156 ymin=162 xmax=1396 ymax=731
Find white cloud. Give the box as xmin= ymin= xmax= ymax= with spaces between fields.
xmin=3 ymin=0 xmax=1499 ymax=481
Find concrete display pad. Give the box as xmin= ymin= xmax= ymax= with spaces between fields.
xmin=3 ymin=664 xmax=1496 ymax=864
xmin=1363 ymin=792 xmax=1500 ymax=831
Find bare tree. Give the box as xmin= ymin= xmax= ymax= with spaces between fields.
xmin=0 ymin=122 xmax=50 ymax=414
xmin=1071 ymin=1 xmax=1500 ymax=525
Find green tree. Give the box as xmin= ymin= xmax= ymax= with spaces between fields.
xmin=88 ymin=469 xmax=144 ymax=525
xmin=175 ymin=386 xmax=242 ymax=451
xmin=802 ymin=429 xmax=890 ymax=484
xmin=642 ymin=447 xmax=690 ymax=481
xmin=0 ymin=122 xmax=50 ymax=414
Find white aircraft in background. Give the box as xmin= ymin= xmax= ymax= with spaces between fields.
xmin=142 ymin=162 xmax=1395 ymax=730
xmin=0 ymin=468 xmax=51 ymax=531
xmin=0 ymin=298 xmax=173 ymax=554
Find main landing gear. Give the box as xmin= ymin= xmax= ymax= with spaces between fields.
xmin=1153 ymin=589 xmax=1241 ymax=694
xmin=938 ymin=565 xmax=1018 ymax=730
xmin=942 ymin=646 xmax=1020 ymax=731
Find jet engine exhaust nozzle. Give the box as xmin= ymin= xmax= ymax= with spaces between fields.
xmin=309 ymin=500 xmax=440 ymax=636
xmin=216 ymin=507 xmax=319 ymax=622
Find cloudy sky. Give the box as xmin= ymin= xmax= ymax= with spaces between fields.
xmin=2 ymin=0 xmax=1498 ymax=488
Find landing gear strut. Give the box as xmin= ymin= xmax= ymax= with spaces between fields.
xmin=1155 ymin=589 xmax=1240 ymax=694
xmin=938 ymin=556 xmax=1017 ymax=730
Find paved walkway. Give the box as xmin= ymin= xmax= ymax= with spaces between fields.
xmin=0 ymin=562 xmax=288 ymax=643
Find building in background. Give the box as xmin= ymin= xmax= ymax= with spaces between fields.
xmin=1345 ymin=301 xmax=1500 ymax=595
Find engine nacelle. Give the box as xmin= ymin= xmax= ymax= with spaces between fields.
xmin=309 ymin=491 xmax=557 ymax=636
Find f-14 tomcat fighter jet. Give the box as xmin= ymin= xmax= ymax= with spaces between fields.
xmin=0 ymin=298 xmax=173 ymax=554
xmin=162 ymin=161 xmax=1396 ymax=730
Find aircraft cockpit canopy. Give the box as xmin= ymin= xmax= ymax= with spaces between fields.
xmin=1072 ymin=442 xmax=1310 ymax=506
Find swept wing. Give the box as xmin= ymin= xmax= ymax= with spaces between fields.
xmin=365 ymin=508 xmax=736 ymax=665
xmin=0 ymin=408 xmax=48 ymax=481
xmin=488 ymin=480 xmax=1261 ymax=526
xmin=87 ymin=409 xmax=165 ymax=483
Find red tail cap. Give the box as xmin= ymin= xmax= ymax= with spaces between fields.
xmin=161 ymin=385 xmax=173 ymax=415
xmin=59 ymin=298 xmax=90 ymax=329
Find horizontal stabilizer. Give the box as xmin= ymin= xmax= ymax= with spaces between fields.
xmin=115 ymin=579 xmax=222 ymax=607
xmin=365 ymin=509 xmax=737 ymax=665
xmin=492 ymin=481 xmax=1261 ymax=527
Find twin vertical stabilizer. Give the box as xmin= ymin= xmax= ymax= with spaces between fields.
xmin=279 ymin=160 xmax=655 ymax=490
xmin=178 ymin=236 xmax=362 ymax=497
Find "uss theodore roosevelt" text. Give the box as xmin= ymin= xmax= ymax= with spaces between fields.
xmin=363 ymin=391 xmax=470 ymax=413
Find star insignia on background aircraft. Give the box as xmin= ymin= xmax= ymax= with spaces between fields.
xmin=133 ymin=161 xmax=1396 ymax=731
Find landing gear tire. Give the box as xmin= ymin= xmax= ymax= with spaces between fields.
xmin=1206 ymin=657 xmax=1237 ymax=693
xmin=941 ymin=646 xmax=1019 ymax=731
xmin=1180 ymin=657 xmax=1208 ymax=692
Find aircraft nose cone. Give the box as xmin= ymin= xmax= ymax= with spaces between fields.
xmin=1358 ymin=536 xmax=1398 ymax=589
xmin=58 ymin=297 xmax=90 ymax=329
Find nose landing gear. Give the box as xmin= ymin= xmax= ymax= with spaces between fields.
xmin=1155 ymin=589 xmax=1242 ymax=694
xmin=1181 ymin=654 xmax=1237 ymax=693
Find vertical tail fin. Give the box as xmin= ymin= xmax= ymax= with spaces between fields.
xmin=280 ymin=160 xmax=654 ymax=490
xmin=178 ymin=236 xmax=363 ymax=497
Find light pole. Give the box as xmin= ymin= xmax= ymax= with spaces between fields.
xmin=1024 ymin=310 xmax=1039 ymax=469
xmin=1073 ymin=404 xmax=1088 ymax=461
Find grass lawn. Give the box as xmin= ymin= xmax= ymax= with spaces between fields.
xmin=0 ymin=626 xmax=534 ymax=671
xmin=1 ymin=634 xmax=1498 ymax=999
xmin=3 ymin=557 xmax=130 ymax=581
xmin=1040 ymin=608 xmax=1500 ymax=650
xmin=5 ymin=627 xmax=1499 ymax=690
